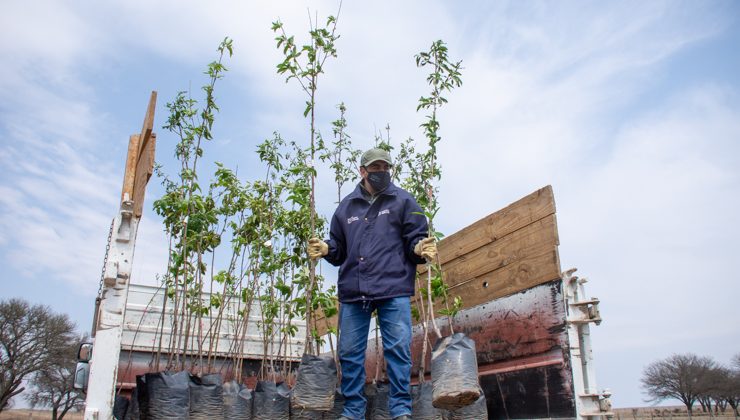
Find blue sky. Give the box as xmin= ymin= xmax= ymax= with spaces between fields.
xmin=1 ymin=0 xmax=739 ymax=409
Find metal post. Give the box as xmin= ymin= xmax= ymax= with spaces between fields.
xmin=563 ymin=268 xmax=613 ymax=419
xmin=84 ymin=199 xmax=138 ymax=420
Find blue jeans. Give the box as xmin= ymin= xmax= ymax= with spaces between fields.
xmin=338 ymin=297 xmax=412 ymax=419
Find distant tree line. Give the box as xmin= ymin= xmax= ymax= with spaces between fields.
xmin=0 ymin=298 xmax=84 ymax=419
xmin=641 ymin=353 xmax=740 ymax=419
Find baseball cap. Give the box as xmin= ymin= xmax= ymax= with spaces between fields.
xmin=361 ymin=148 xmax=393 ymax=167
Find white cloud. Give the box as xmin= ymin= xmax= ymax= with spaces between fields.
xmin=0 ymin=1 xmax=96 ymax=68
xmin=429 ymin=1 xmax=732 ymax=232
xmin=558 ymin=84 xmax=740 ymax=406
xmin=129 ymin=216 xmax=170 ymax=288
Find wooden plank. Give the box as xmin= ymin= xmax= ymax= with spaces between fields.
xmin=121 ymin=134 xmax=141 ymax=202
xmin=137 ymin=91 xmax=157 ymax=161
xmin=133 ymin=133 xmax=156 ymax=218
xmin=446 ymin=247 xmax=561 ymax=311
xmin=121 ymin=91 xmax=157 ymax=210
xmin=428 ymin=214 xmax=558 ymax=290
xmin=431 ymin=185 xmax=554 ymax=268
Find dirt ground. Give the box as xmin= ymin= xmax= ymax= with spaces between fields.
xmin=614 ymin=406 xmax=739 ymax=420
xmin=0 ymin=410 xmax=82 ymax=420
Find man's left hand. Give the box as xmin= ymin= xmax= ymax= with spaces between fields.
xmin=307 ymin=238 xmax=329 ymax=260
xmin=414 ymin=237 xmax=437 ymax=262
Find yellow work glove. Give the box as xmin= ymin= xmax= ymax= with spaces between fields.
xmin=414 ymin=237 xmax=437 ymax=262
xmin=307 ymin=238 xmax=329 ymax=260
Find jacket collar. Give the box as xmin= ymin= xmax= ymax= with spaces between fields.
xmin=348 ymin=181 xmax=399 ymax=201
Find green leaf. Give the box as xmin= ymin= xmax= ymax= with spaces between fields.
xmin=275 ymin=282 xmax=291 ymax=296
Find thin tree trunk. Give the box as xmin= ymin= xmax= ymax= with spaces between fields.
xmin=196 ymin=247 xmax=204 ymax=375
xmin=425 ymin=269 xmax=441 ymax=339
xmin=415 ymin=274 xmax=430 ymax=384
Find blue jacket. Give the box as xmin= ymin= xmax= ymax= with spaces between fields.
xmin=324 ymin=182 xmax=429 ymax=303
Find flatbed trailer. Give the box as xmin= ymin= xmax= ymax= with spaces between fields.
xmin=77 ymin=93 xmax=611 ymax=419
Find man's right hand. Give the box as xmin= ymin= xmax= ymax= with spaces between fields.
xmin=307 ymin=238 xmax=329 ymax=260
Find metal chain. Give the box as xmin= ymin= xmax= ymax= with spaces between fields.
xmin=97 ymin=218 xmax=115 ymax=299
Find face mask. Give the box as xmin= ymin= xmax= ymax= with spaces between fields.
xmin=367 ymin=171 xmax=391 ymax=192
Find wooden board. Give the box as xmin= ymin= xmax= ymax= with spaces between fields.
xmin=426 ymin=185 xmax=555 ymax=268
xmin=447 ymin=247 xmax=560 ymax=310
xmin=133 ymin=133 xmax=155 ymax=218
xmin=314 ymin=185 xmax=559 ymax=336
xmin=121 ymin=134 xmax=141 ymax=202
xmin=137 ymin=91 xmax=157 ymax=162
xmin=423 ymin=215 xmax=558 ymax=289
xmin=119 ymin=91 xmax=157 ymax=218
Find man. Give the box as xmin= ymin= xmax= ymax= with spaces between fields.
xmin=308 ymin=148 xmax=437 ymax=420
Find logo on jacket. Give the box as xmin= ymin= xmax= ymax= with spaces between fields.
xmin=347 ymin=216 xmax=359 ymax=225
xmin=378 ymin=209 xmax=390 ymax=216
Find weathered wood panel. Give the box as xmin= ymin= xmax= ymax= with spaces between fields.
xmin=121 ymin=134 xmax=141 ymax=202
xmin=137 ymin=91 xmax=157 ymax=161
xmin=133 ymin=133 xmax=155 ymax=218
xmin=119 ymin=91 xmax=157 ymax=217
xmin=427 ymin=185 xmax=555 ymax=268
xmin=131 ymin=91 xmax=157 ymax=218
xmin=413 ymin=214 xmax=560 ymax=312
xmin=427 ymin=214 xmax=558 ymax=288
xmin=448 ymin=246 xmax=561 ymax=312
